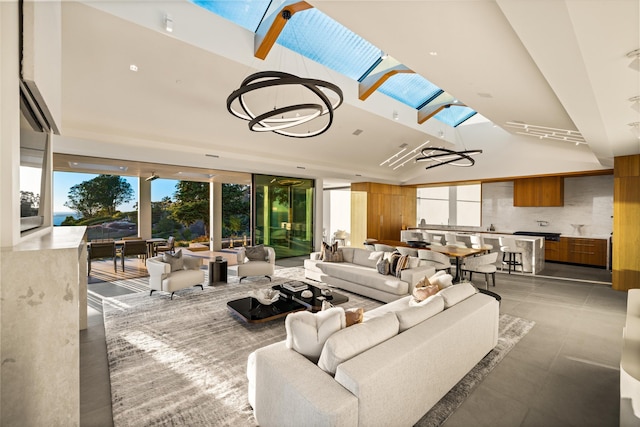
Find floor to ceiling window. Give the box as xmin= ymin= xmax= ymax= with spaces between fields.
xmin=53 ymin=171 xmax=139 ymax=241
xmin=253 ymin=174 xmax=314 ymax=258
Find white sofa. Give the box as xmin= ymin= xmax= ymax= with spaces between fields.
xmin=146 ymin=254 xmax=205 ymax=299
xmin=304 ymin=247 xmax=436 ymax=303
xmin=247 ymin=284 xmax=499 ymax=427
xmin=621 ymin=289 xmax=640 ymax=426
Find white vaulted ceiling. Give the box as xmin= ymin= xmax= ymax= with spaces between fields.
xmin=56 ymin=1 xmax=639 ymax=186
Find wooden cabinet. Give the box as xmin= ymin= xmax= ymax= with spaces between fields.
xmin=350 ymin=183 xmax=416 ymax=246
xmin=544 ymin=240 xmax=562 ymax=262
xmin=555 ymin=237 xmax=607 ymax=267
xmin=513 ymin=176 xmax=564 ymax=206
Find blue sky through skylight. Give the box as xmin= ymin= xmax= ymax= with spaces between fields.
xmin=191 ymin=0 xmax=477 ymax=127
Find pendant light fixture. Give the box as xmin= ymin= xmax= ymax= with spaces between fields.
xmin=415 ymin=147 xmax=482 ymax=170
xmin=226 ymin=9 xmax=343 ymax=138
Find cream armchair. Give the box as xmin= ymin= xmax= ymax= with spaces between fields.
xmin=146 ymin=253 xmax=205 ymax=299
xmin=235 ymin=245 xmax=276 ymax=282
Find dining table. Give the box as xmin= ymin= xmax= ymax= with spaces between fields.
xmin=427 ymin=245 xmax=488 ymax=283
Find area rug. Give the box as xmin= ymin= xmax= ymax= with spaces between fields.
xmin=103 ymin=269 xmax=534 ymax=426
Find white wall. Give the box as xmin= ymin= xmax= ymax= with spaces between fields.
xmin=481 ymin=175 xmax=613 ymax=237
xmin=323 ymin=188 xmax=351 ymax=245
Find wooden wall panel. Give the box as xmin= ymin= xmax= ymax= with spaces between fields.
xmin=613 ymin=156 xmax=640 ymax=290
xmin=614 ymin=154 xmax=640 ymax=178
xmin=350 ymin=182 xmax=414 ymax=243
xmin=513 ymin=176 xmax=564 ymax=206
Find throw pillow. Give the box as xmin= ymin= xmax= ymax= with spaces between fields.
xmin=323 ymin=248 xmax=344 ymax=262
xmin=388 ymin=253 xmax=401 ymax=276
xmin=438 ymin=282 xmax=478 ymax=308
xmin=412 ymin=283 xmax=439 ymax=302
xmin=317 ymin=312 xmax=400 ymax=375
xmin=376 ymin=258 xmax=390 ymax=275
xmin=345 ymin=308 xmax=364 ymax=327
xmin=285 ymin=307 xmax=346 ymax=363
xmin=429 ymin=271 xmax=453 ymax=289
xmin=395 ymin=254 xmax=410 ymax=278
xmin=414 ymin=275 xmax=432 ymax=289
xmin=163 ymin=249 xmax=184 ymax=272
xmin=321 ymin=241 xmax=339 ymax=260
xmin=245 ymin=244 xmax=266 ymax=261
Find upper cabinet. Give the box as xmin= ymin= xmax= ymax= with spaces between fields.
xmin=513 ymin=176 xmax=564 ymax=207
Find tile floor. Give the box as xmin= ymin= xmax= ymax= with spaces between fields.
xmin=80 ymin=260 xmax=628 ymax=427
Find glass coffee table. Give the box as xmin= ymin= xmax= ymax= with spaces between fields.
xmin=227 ymin=281 xmax=349 ymax=323
xmin=227 ymin=296 xmax=306 ymax=324
xmin=272 ymin=281 xmax=348 ymax=312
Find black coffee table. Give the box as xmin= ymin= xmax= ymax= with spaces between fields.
xmin=227 ymin=297 xmax=306 ymax=324
xmin=273 ymin=281 xmax=348 ymax=312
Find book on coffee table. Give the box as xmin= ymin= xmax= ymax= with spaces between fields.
xmin=282 ymin=281 xmax=308 ymax=292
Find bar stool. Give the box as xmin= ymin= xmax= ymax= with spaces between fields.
xmin=499 ymin=237 xmax=524 ymax=274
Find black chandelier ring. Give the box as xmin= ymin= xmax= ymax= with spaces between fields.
xmin=226 ymin=71 xmax=343 ymax=138
xmin=415 ymin=147 xmax=483 ymax=170
xmin=248 ymin=103 xmax=323 ymax=132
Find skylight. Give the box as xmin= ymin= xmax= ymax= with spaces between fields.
xmin=278 ymin=9 xmax=382 ymax=81
xmin=190 ymin=0 xmax=477 ymax=128
xmin=192 ymin=0 xmax=270 ymax=32
xmin=377 ymin=74 xmax=442 ymax=109
xmin=434 ymin=106 xmax=477 ymax=127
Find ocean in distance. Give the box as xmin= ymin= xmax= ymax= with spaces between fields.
xmin=53 ymin=212 xmax=81 ymax=226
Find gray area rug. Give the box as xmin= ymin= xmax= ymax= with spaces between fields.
xmin=103 ymin=268 xmax=534 ymax=426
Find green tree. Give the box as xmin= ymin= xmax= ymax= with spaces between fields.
xmin=171 ymin=181 xmax=210 ymax=237
xmin=222 ymin=184 xmax=250 ymax=237
xmin=64 ymin=174 xmax=134 ymax=217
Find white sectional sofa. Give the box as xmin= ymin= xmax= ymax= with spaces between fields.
xmin=247 ymin=283 xmax=500 ymax=427
xmin=304 ymin=247 xmax=436 ymax=303
xmin=621 ymin=289 xmax=640 ymax=426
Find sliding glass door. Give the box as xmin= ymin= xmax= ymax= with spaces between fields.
xmin=253 ymin=174 xmax=314 ymax=258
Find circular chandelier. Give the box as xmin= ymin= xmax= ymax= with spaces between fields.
xmin=415 ymin=147 xmax=482 ymax=170
xmin=226 ymin=70 xmax=343 ymax=138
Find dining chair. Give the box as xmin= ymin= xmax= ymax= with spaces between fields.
xmin=88 ymin=241 xmax=116 ymax=275
xmin=462 ymin=251 xmax=499 ymax=289
xmin=116 ymin=239 xmax=148 ymax=271
xmin=155 ymin=236 xmax=175 ymax=255
xmin=417 ymin=249 xmax=452 ymax=274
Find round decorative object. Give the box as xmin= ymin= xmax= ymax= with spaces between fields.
xmin=301 ymin=290 xmax=313 ymax=298
xmin=249 ymin=288 xmax=280 ymax=305
xmin=226 ymin=71 xmax=343 ymax=138
xmin=320 ymin=288 xmax=332 ymax=297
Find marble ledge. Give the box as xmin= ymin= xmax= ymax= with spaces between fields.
xmin=4 ymin=226 xmax=87 ymax=252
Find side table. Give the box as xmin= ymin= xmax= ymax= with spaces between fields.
xmin=209 ymin=259 xmax=228 ymax=285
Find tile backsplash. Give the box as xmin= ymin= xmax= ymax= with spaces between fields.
xmin=481 ymin=175 xmax=613 ymax=238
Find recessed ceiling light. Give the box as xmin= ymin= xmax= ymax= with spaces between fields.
xmin=429 ymin=51 xmax=438 ymax=56
xmin=129 ymin=64 xmax=138 ymax=72
xmin=68 ymin=162 xmax=128 ymax=172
